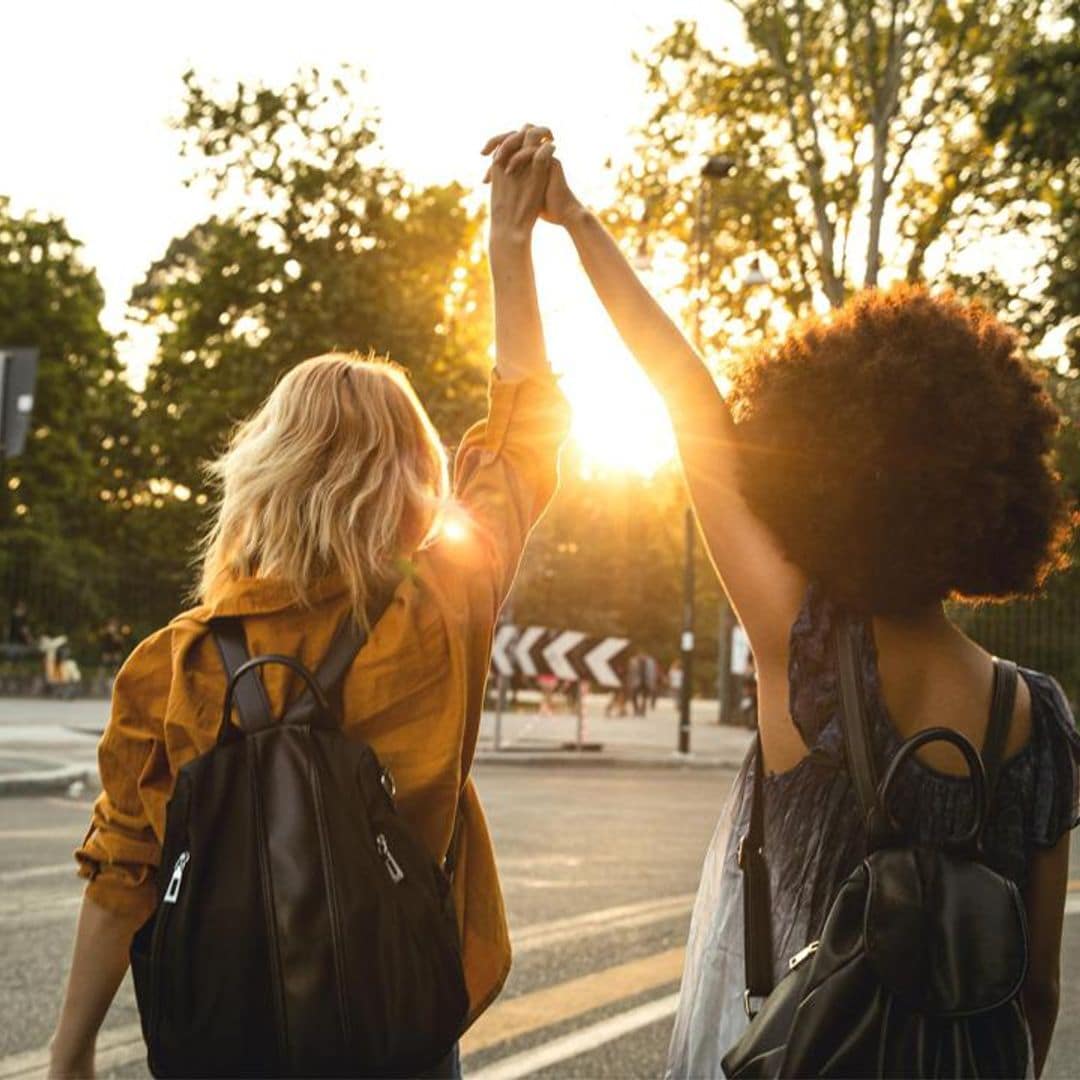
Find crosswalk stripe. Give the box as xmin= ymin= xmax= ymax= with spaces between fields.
xmin=467 ymin=993 xmax=681 ymax=1080
xmin=462 ymin=947 xmax=685 ymax=1055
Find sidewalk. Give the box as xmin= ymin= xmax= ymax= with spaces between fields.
xmin=476 ymin=693 xmax=753 ymax=768
xmin=0 ymin=693 xmax=753 ymax=795
xmin=0 ymin=698 xmax=104 ymax=795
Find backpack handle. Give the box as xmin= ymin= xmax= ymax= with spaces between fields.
xmin=222 ymin=654 xmax=333 ymax=732
xmin=877 ymin=726 xmax=988 ymax=853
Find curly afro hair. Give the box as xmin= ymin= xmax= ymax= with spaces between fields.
xmin=728 ymin=284 xmax=1074 ymax=615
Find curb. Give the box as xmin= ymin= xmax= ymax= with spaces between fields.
xmin=474 ymin=749 xmax=743 ymax=770
xmin=0 ymin=764 xmax=97 ymax=797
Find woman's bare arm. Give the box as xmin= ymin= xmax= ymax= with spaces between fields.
xmin=50 ymin=894 xmax=143 ymax=1078
xmin=486 ymin=125 xmax=555 ymax=382
xmin=546 ymin=161 xmax=805 ymax=733
xmin=1022 ymin=833 xmax=1069 ymax=1075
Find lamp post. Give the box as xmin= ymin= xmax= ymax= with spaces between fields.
xmin=677 ymin=155 xmax=737 ymax=755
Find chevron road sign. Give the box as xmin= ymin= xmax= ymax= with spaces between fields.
xmin=490 ymin=626 xmax=631 ymax=689
xmin=491 ymin=625 xmax=518 ymax=678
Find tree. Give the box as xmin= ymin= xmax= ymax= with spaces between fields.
xmin=509 ymin=452 xmax=729 ymax=695
xmin=983 ymin=4 xmax=1079 ymax=366
xmin=132 ymin=66 xmax=490 ymax=499
xmin=127 ymin=68 xmax=492 ymax=610
xmin=0 ymin=197 xmax=136 ymax=637
xmin=618 ymin=0 xmax=1065 ymax=353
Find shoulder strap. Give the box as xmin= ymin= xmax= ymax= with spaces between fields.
xmin=739 ymin=738 xmax=774 ymax=1011
xmin=281 ymin=586 xmax=398 ymax=724
xmin=210 ymin=616 xmax=274 ymax=738
xmin=981 ymin=658 xmax=1018 ymax=802
xmin=835 ymin=616 xmax=880 ymax=827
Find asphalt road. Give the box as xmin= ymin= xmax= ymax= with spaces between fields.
xmin=1 ymin=765 xmax=1079 ymax=1079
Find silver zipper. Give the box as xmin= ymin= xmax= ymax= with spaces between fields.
xmin=163 ymin=851 xmax=190 ymax=904
xmin=375 ymin=834 xmax=404 ymax=884
xmin=788 ymin=939 xmax=820 ymax=970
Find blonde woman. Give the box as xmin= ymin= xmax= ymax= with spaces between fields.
xmin=49 ymin=128 xmax=566 ymax=1078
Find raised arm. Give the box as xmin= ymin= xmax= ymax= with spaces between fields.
xmin=487 ymin=126 xmax=554 ymax=382
xmin=541 ymin=157 xmax=805 ymax=671
xmin=428 ymin=128 xmax=570 ymax=614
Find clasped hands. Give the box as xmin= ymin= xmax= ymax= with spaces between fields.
xmin=481 ymin=124 xmax=581 ymax=245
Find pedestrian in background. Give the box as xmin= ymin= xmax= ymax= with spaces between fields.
xmin=49 ymin=126 xmax=569 ymax=1079
xmin=6 ymin=599 xmax=34 ymax=650
xmin=629 ymin=650 xmax=648 ymax=716
xmin=493 ymin=125 xmax=1077 ymax=1077
xmin=667 ymin=658 xmax=683 ymax=702
xmin=96 ymin=617 xmax=128 ymax=696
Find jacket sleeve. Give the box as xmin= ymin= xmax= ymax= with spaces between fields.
xmin=431 ymin=372 xmax=570 ymax=617
xmin=74 ymin=627 xmax=173 ymax=922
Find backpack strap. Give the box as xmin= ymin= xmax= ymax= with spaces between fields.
xmin=835 ymin=617 xmax=879 ymax=822
xmin=281 ymin=586 xmax=398 ymax=725
xmin=210 ymin=617 xmax=274 ymax=743
xmin=738 ymin=736 xmax=774 ymax=1014
xmin=981 ymin=658 xmax=1018 ymax=802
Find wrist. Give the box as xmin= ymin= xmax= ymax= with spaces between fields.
xmin=562 ymin=202 xmax=593 ymax=238
xmin=489 ymin=226 xmax=533 ymax=258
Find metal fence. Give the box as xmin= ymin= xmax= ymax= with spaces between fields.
xmin=949 ymin=571 xmax=1080 ymax=708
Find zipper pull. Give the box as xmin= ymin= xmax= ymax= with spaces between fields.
xmin=375 ymin=834 xmax=404 ymax=884
xmin=163 ymin=851 xmax=190 ymax=904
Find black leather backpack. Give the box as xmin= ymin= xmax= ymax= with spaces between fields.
xmin=723 ymin=618 xmax=1030 ymax=1078
xmin=129 ymin=599 xmax=469 ymax=1078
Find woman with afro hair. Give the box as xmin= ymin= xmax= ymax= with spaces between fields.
xmin=483 ymin=126 xmax=1080 ymax=1076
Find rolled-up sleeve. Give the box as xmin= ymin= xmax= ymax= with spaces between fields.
xmin=447 ymin=372 xmax=570 ymax=610
xmin=75 ymin=629 xmax=172 ymax=922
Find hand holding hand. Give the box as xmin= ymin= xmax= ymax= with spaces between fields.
xmin=482 ymin=124 xmax=584 ymax=231
xmin=482 ymin=124 xmax=556 ymax=247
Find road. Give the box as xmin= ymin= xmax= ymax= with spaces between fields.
xmin=1 ymin=764 xmax=1079 ymax=1078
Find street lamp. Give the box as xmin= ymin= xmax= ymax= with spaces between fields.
xmin=678 ymin=154 xmax=737 ymax=756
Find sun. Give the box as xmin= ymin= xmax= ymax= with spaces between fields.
xmin=560 ymin=361 xmax=676 ymax=477
xmin=537 ymin=242 xmax=678 ymax=477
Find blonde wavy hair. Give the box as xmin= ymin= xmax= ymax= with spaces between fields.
xmin=197 ymin=353 xmax=449 ymax=621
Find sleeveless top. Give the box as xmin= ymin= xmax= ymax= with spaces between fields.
xmin=665 ymin=584 xmax=1080 ymax=1078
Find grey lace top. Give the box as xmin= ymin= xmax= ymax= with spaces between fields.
xmin=666 ymin=584 xmax=1080 ymax=1078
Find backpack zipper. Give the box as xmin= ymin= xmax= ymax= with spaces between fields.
xmin=149 ymin=849 xmax=190 ymax=1061
xmin=163 ymin=851 xmax=190 ymax=904
xmin=376 ymin=833 xmax=405 ymax=883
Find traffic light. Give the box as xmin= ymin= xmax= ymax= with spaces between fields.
xmin=0 ymin=348 xmax=39 ymax=459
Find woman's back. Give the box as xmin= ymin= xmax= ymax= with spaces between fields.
xmin=666 ymin=584 xmax=1079 ymax=1077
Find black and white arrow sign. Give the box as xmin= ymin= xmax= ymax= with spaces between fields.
xmin=512 ymin=626 xmax=548 ymax=678
xmin=583 ymin=636 xmax=631 ymax=688
xmin=491 ymin=624 xmax=518 ymax=678
xmin=542 ymin=630 xmax=586 ymax=682
xmin=490 ymin=626 xmax=631 ymax=689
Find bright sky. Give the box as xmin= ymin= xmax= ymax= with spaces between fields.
xmin=2 ymin=0 xmax=744 ymax=475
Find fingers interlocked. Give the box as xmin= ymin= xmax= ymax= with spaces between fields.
xmin=482 ymin=124 xmax=555 ymax=182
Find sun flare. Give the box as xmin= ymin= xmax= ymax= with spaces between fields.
xmin=538 ymin=239 xmax=678 ymax=477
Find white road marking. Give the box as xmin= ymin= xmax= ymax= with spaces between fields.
xmin=1065 ymin=894 xmax=1080 ymax=916
xmin=0 ymin=1022 xmax=143 ymax=1080
xmin=466 ymin=992 xmax=680 ymax=1080
xmin=0 ymin=862 xmax=76 ymax=884
xmin=512 ymin=893 xmax=694 ymax=954
xmin=0 ymin=827 xmax=82 ymax=841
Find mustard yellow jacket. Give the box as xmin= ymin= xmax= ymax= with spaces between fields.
xmin=75 ymin=373 xmax=569 ymax=1023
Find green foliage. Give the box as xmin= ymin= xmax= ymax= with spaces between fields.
xmin=618 ymin=0 xmax=1062 ymax=356
xmin=983 ymin=6 xmax=1079 ymax=365
xmin=511 ymin=452 xmax=728 ymax=694
xmin=128 ymin=66 xmax=492 ymax=612
xmin=0 ymin=197 xmax=137 ymax=638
